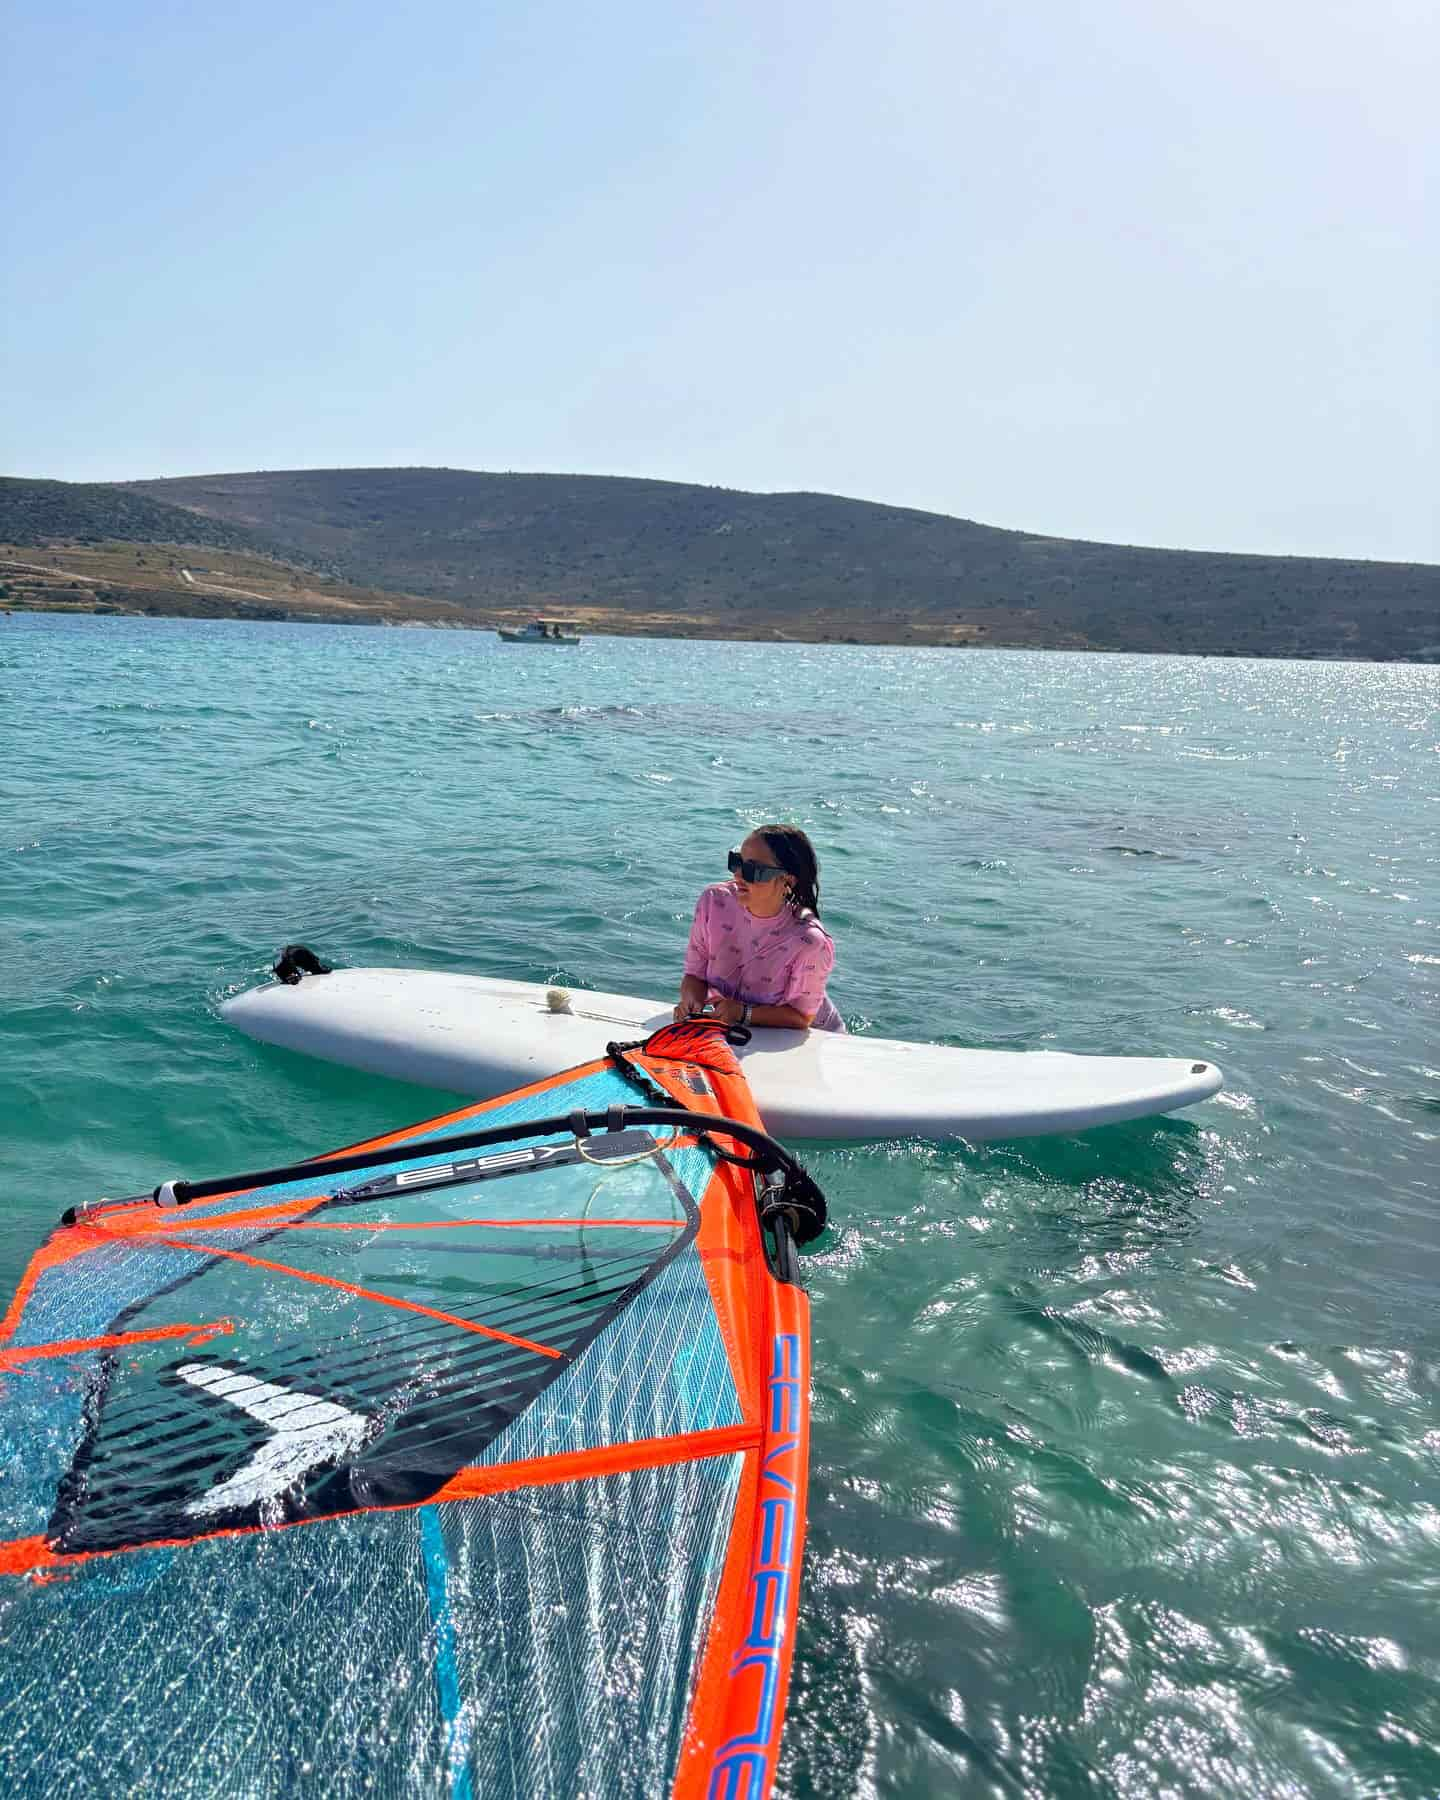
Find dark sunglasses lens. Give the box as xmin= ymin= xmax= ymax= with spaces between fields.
xmin=728 ymin=849 xmax=783 ymax=883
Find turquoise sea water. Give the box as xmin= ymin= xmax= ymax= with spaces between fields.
xmin=2 ymin=614 xmax=1438 ymax=1797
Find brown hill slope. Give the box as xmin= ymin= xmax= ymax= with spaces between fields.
xmin=0 ymin=475 xmax=293 ymax=561
xmin=0 ymin=538 xmax=470 ymax=626
xmin=51 ymin=466 xmax=1440 ymax=656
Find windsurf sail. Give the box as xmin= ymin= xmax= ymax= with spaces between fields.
xmin=0 ymin=1021 xmax=824 ymax=1798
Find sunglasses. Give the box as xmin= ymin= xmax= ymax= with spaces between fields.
xmin=728 ymin=848 xmax=788 ymax=884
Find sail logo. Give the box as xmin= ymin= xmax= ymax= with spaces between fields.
xmin=709 ymin=1331 xmax=804 ymax=1799
xmin=393 ymin=1148 xmax=537 ymax=1186
xmin=176 ymin=1364 xmax=370 ymax=1518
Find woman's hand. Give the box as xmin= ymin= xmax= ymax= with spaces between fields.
xmin=673 ymin=975 xmax=710 ymax=1022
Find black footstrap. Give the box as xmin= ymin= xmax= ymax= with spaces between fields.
xmin=273 ymin=943 xmax=334 ymax=986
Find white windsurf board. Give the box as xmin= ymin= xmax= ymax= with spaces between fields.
xmin=221 ymin=968 xmax=1223 ymax=1142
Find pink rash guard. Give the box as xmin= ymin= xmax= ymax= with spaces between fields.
xmin=683 ymin=881 xmax=845 ymax=1032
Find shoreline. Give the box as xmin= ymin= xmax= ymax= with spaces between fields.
xmin=4 ymin=540 xmax=1436 ymax=661
xmin=5 ymin=597 xmax=1436 ymax=661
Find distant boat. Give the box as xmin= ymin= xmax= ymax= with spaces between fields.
xmin=497 ymin=617 xmax=581 ymax=645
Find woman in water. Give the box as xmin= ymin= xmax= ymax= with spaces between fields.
xmin=675 ymin=824 xmax=844 ymax=1032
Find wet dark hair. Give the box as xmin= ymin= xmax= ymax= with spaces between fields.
xmin=755 ymin=824 xmax=822 ymax=917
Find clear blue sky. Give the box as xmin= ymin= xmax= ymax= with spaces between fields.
xmin=3 ymin=0 xmax=1436 ymax=561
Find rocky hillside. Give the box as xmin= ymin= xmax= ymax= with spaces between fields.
xmin=4 ymin=469 xmax=1434 ymax=655
xmin=0 ymin=477 xmax=294 ymax=563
